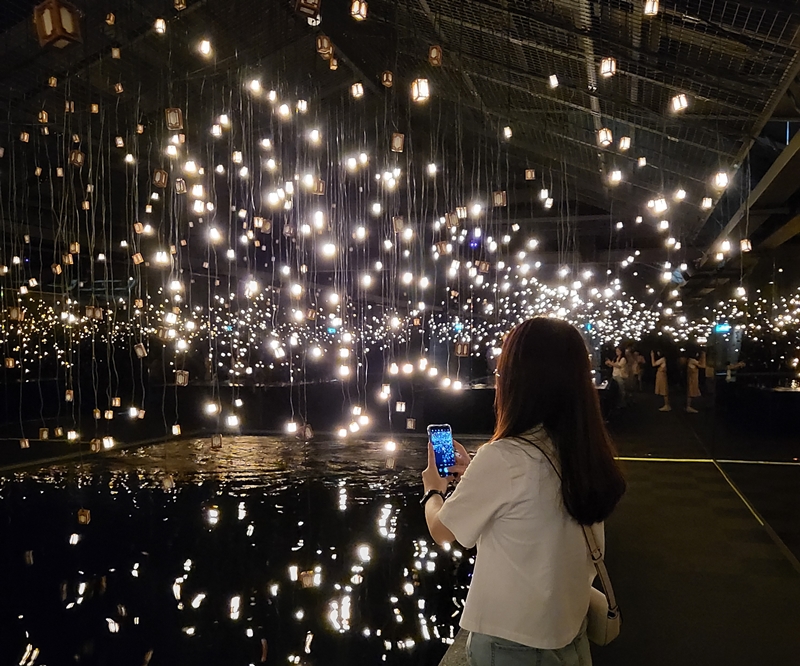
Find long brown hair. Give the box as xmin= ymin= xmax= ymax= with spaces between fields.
xmin=493 ymin=318 xmax=626 ymax=525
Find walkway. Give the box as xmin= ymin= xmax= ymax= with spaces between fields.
xmin=442 ymin=392 xmax=800 ymax=665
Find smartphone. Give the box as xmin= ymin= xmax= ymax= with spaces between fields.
xmin=427 ymin=424 xmax=456 ymax=478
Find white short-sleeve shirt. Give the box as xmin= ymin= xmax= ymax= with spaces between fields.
xmin=438 ymin=427 xmax=603 ymax=649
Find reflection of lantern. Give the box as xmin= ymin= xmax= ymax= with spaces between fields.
xmin=112 ymin=397 xmax=121 ymax=407
xmin=436 ymin=241 xmax=448 ymax=253
xmin=211 ymin=433 xmax=223 ymax=450
xmin=55 ymin=427 xmax=64 ymax=437
xmin=132 ymin=253 xmax=144 ymax=265
xmin=20 ymin=439 xmax=30 ymax=449
xmin=306 ymin=308 xmax=317 ymax=320
xmin=77 ymin=508 xmax=91 ymax=524
xmin=391 ymin=133 xmax=404 ymax=152
xmin=525 ymin=168 xmax=536 ymax=181
xmin=174 ymin=0 xmax=186 ymax=9
xmin=153 ymin=169 xmax=168 ymax=188
xmin=90 ymin=438 xmax=102 ymax=452
xmin=428 ymin=45 xmax=443 ymax=66
xmin=9 ymin=307 xmax=23 ymax=321
xmin=395 ymin=401 xmax=406 ymax=413
xmin=456 ymin=342 xmax=470 ymax=357
xmin=51 ymin=263 xmax=62 ymax=275
xmin=65 ymin=389 xmax=74 ymax=401
xmin=175 ymin=178 xmax=187 ymax=194
xmin=5 ymin=358 xmax=15 ymax=369
xmin=134 ymin=343 xmax=147 ymax=358
xmin=20 ymin=132 xmax=30 ymax=143
xmin=381 ymin=71 xmax=393 ymax=87
xmin=172 ymin=424 xmax=182 ymax=436
xmin=134 ymin=299 xmax=143 ymax=308
xmin=493 ymin=191 xmax=507 ymax=207
xmin=445 ymin=213 xmax=458 ymax=229
xmin=392 ymin=216 xmax=404 ymax=232
xmin=93 ymin=409 xmax=101 ymax=420
xmin=38 ymin=110 xmax=48 ymax=123
xmin=329 ymin=57 xmax=338 ymax=70
xmin=312 ymin=179 xmax=325 ymax=195
xmin=406 ymin=418 xmax=416 ymax=430
xmin=176 ymin=370 xmax=189 ymax=386
xmin=133 ymin=222 xmax=144 ymax=234
xmin=39 ymin=428 xmax=49 ymax=440
xmin=165 ymin=107 xmax=183 ymax=130
xmin=114 ymin=82 xmax=123 ymax=94
xmin=456 ymin=206 xmax=468 ymax=219
xmin=104 ymin=410 xmax=114 ymax=420
xmin=69 ymin=150 xmax=85 ymax=167
xmin=478 ymin=261 xmax=490 ymax=273
xmin=33 ymin=0 xmax=83 ymax=48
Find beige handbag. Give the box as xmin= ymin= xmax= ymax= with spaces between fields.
xmin=517 ymin=435 xmax=621 ymax=645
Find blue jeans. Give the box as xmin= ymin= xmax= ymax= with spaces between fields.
xmin=466 ymin=618 xmax=591 ymax=666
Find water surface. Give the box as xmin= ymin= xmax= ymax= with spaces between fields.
xmin=0 ymin=437 xmax=480 ymax=666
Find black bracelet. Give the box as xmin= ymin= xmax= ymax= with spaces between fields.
xmin=420 ymin=489 xmax=446 ymax=506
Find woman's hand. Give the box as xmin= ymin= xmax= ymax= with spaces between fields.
xmin=422 ymin=442 xmax=450 ymax=495
xmin=448 ymin=440 xmax=471 ymax=481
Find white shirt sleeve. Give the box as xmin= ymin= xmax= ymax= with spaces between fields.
xmin=437 ymin=443 xmax=517 ymax=549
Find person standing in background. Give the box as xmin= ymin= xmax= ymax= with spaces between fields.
xmin=652 ymin=350 xmax=670 ymax=411
xmin=686 ymin=351 xmax=706 ymax=413
xmin=605 ymin=347 xmax=628 ymax=407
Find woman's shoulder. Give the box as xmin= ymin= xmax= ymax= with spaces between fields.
xmin=489 ymin=429 xmax=555 ymax=463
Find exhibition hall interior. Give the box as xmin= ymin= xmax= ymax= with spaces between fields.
xmin=0 ymin=0 xmax=799 ymax=664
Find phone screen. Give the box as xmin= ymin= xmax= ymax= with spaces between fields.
xmin=428 ymin=424 xmax=456 ymax=477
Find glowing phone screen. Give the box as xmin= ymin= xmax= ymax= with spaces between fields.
xmin=428 ymin=424 xmax=456 ymax=477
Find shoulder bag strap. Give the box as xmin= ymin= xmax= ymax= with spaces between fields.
xmin=516 ymin=435 xmax=619 ymax=613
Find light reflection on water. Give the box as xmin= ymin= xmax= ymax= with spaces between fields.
xmin=0 ymin=436 xmax=479 ymax=666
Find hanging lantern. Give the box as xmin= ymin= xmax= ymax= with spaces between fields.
xmin=112 ymin=397 xmax=121 ymax=407
xmin=740 ymin=239 xmax=752 ymax=253
xmin=444 ymin=213 xmax=458 ymax=229
xmin=90 ymin=103 xmax=99 ymax=113
xmin=381 ymin=71 xmax=393 ymax=88
xmin=211 ymin=433 xmax=223 ymax=449
xmin=671 ymin=93 xmax=688 ymax=112
xmin=65 ymin=389 xmax=74 ymax=401
xmin=104 ymin=410 xmax=114 ymax=420
xmin=134 ymin=299 xmax=144 ymax=308
xmin=406 ymin=418 xmax=416 ymax=430
xmin=478 ymin=260 xmax=490 ymax=273
xmin=165 ymin=108 xmax=183 ymax=130
xmin=48 ymin=76 xmax=57 ymax=87
xmin=105 ymin=12 xmax=115 ymax=24
xmin=315 ymin=34 xmax=332 ymax=59
xmin=456 ymin=206 xmax=467 ymax=219
xmin=175 ymin=178 xmax=187 ymax=195
xmin=493 ymin=191 xmax=507 ymax=207
xmin=153 ymin=169 xmax=168 ymax=188
xmin=351 ymin=82 xmax=364 ymax=98
xmin=350 ymin=1 xmax=367 ymax=20
xmin=312 ymin=179 xmax=326 ymax=195
xmin=392 ymin=216 xmax=404 ymax=232
xmin=525 ymin=168 xmax=536 ymax=180
xmin=395 ymin=401 xmax=406 ymax=413
xmin=329 ymin=57 xmax=338 ymax=70
xmin=436 ymin=241 xmax=449 ymax=254
xmin=90 ymin=438 xmax=102 ymax=452
xmin=38 ymin=110 xmax=48 ymax=123
xmin=134 ymin=343 xmax=147 ymax=358
xmin=174 ymin=0 xmax=186 ymax=9
xmin=644 ymin=0 xmax=659 ymax=16
xmin=33 ymin=0 xmax=83 ymax=48
xmin=428 ymin=45 xmax=443 ymax=66
xmin=69 ymin=241 xmax=80 ymax=253
xmin=176 ymin=370 xmax=189 ymax=386
xmin=172 ymin=424 xmax=182 ymax=436
xmin=600 ymin=57 xmax=617 ymax=78
xmin=411 ymin=78 xmax=430 ymax=102
xmin=20 ymin=439 xmax=30 ymax=450
xmin=76 ymin=508 xmax=91 ymax=524
xmin=391 ymin=133 xmax=405 ymax=152
xmin=111 ymin=47 xmax=120 ymax=59
xmin=597 ymin=128 xmax=613 ymax=146
xmin=51 ymin=263 xmax=62 ymax=275
xmin=455 ymin=342 xmax=470 ymax=357
xmin=619 ymin=136 xmax=631 ymax=151
xmin=5 ymin=357 xmax=15 ymax=369
xmin=295 ymin=0 xmax=320 ymax=17
xmin=69 ymin=150 xmax=85 ymax=167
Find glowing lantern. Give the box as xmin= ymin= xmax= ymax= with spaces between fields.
xmin=381 ymin=71 xmax=393 ymax=87
xmin=295 ymin=0 xmax=320 ymax=17
xmin=600 ymin=57 xmax=617 ymax=78
xmin=597 ymin=128 xmax=613 ymax=147
xmin=351 ymin=1 xmax=367 ymax=20
xmin=351 ymin=82 xmax=364 ymax=98
xmin=33 ymin=0 xmax=82 ymax=48
xmin=525 ymin=169 xmax=536 ymax=180
xmin=316 ymin=34 xmax=333 ymax=59
xmin=455 ymin=342 xmax=470 ymax=357
xmin=740 ymin=239 xmax=752 ymax=253
xmin=493 ymin=191 xmax=507 ymax=207
xmin=391 ymin=133 xmax=405 ymax=152
xmin=428 ymin=45 xmax=443 ymax=66
xmin=165 ymin=107 xmax=183 ymax=130
xmin=153 ymin=169 xmax=168 ymax=188
xmin=411 ymin=78 xmax=430 ymax=102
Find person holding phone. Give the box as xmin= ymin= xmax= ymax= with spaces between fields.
xmin=421 ymin=318 xmax=626 ymax=666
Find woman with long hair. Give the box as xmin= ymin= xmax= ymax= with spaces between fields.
xmin=421 ymin=318 xmax=626 ymax=665
xmin=652 ymin=350 xmax=670 ymax=411
xmin=686 ymin=350 xmax=706 ymax=413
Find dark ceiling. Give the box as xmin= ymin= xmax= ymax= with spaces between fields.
xmin=1 ymin=0 xmax=800 ymax=292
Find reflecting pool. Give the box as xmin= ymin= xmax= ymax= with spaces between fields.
xmin=0 ymin=437 xmax=477 ymax=666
